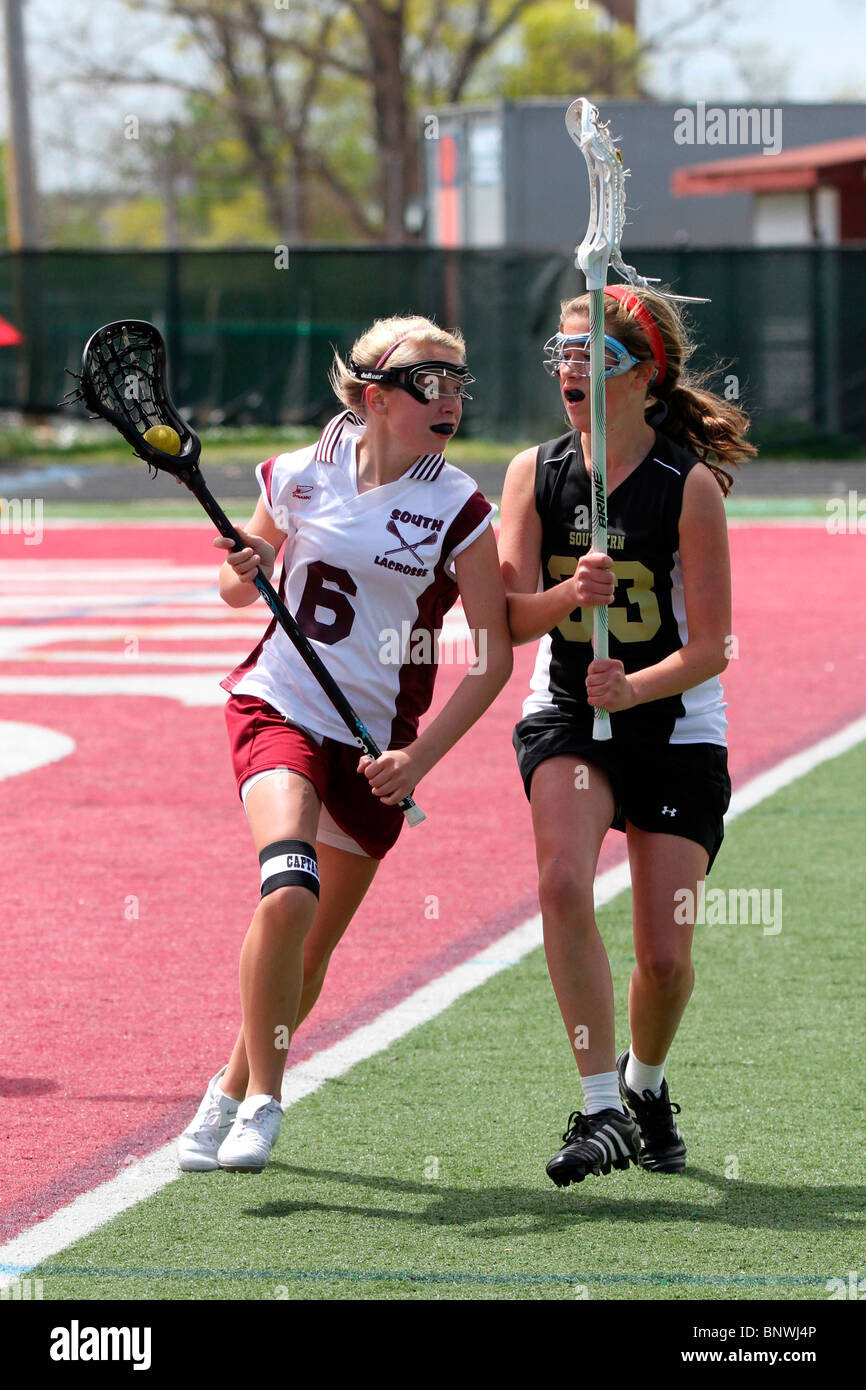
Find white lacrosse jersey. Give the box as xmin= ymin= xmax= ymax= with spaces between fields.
xmin=222 ymin=411 xmax=494 ymax=749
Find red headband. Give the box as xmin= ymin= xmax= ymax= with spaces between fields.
xmin=602 ymin=285 xmax=667 ymax=385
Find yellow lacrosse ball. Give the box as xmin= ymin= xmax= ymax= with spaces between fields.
xmin=143 ymin=424 xmax=181 ymax=455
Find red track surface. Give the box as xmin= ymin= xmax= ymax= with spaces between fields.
xmin=1 ymin=524 xmax=863 ymax=1240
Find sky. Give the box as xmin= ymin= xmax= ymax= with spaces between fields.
xmin=640 ymin=0 xmax=866 ymax=103
xmin=2 ymin=0 xmax=866 ymax=193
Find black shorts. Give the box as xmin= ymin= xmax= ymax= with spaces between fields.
xmin=513 ymin=710 xmax=732 ymax=873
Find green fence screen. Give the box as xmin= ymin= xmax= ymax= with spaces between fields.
xmin=0 ymin=247 xmax=863 ymax=443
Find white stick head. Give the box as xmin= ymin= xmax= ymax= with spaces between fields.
xmin=566 ymin=96 xmax=710 ymax=305
xmin=567 ymin=98 xmax=626 ymax=291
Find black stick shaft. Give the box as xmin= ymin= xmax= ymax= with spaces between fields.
xmin=185 ymin=469 xmax=424 ymax=826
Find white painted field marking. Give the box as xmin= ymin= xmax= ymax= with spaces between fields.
xmin=0 ymin=722 xmax=76 ymax=784
xmin=18 ymin=651 xmax=250 ymax=668
xmin=1 ymin=711 xmax=864 ymax=1285
xmin=0 ymin=558 xmax=470 ymax=706
xmin=0 ymin=675 xmax=231 ymax=706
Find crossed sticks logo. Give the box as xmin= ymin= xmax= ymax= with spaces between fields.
xmin=374 ymin=509 xmax=445 ymax=578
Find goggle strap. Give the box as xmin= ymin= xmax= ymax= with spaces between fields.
xmin=350 ymin=360 xmax=472 ymax=385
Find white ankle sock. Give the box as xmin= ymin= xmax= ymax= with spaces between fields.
xmin=625 ymin=1050 xmax=665 ymax=1098
xmin=581 ymin=1070 xmax=624 ymax=1115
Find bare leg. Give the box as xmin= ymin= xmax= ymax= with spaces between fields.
xmin=626 ymin=826 xmax=708 ymax=1065
xmin=295 ymin=843 xmax=379 ymax=1027
xmin=222 ymin=770 xmax=320 ymax=1101
xmin=222 ymin=840 xmax=378 ymax=1099
xmin=530 ymin=757 xmax=618 ymax=1079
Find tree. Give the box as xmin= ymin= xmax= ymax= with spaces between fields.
xmin=487 ymin=3 xmax=645 ymax=100
xmin=51 ymin=0 xmax=735 ymax=245
xmin=61 ymin=1 xmax=558 ymax=242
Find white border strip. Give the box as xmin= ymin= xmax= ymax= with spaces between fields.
xmin=1 ymin=713 xmax=865 ymax=1284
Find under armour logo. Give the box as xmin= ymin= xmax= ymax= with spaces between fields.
xmin=662 ymin=806 xmax=677 ymax=817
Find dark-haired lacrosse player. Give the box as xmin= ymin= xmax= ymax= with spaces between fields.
xmin=177 ymin=315 xmax=511 ymax=1172
xmin=498 ymin=286 xmax=756 ymax=1186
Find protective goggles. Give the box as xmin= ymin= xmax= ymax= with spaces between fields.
xmin=542 ymin=332 xmax=645 ymax=381
xmin=350 ymin=358 xmax=475 ymax=404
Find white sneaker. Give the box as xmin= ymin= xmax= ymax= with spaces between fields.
xmin=217 ymin=1094 xmax=283 ymax=1172
xmin=177 ymin=1067 xmax=239 ymax=1172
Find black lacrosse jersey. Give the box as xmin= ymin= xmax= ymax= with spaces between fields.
xmin=522 ymin=428 xmax=727 ymax=745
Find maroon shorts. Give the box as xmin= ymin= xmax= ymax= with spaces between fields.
xmin=224 ymin=694 xmax=404 ymax=860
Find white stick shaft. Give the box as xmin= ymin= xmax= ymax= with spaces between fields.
xmin=589 ymin=288 xmax=612 ymax=741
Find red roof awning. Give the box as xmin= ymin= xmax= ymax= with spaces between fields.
xmin=673 ymin=134 xmax=866 ymax=196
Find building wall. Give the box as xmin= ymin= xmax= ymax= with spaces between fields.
xmin=424 ymin=100 xmax=866 ymax=250
xmin=754 ymin=189 xmax=839 ymax=246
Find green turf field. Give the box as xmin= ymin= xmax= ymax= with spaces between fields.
xmin=29 ymin=741 xmax=866 ymax=1302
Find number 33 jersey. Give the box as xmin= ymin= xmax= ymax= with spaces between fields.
xmin=523 ymin=427 xmax=727 ymax=745
xmin=223 ymin=411 xmax=494 ymax=749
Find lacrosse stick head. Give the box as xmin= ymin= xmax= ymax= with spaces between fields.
xmin=566 ymin=98 xmax=626 ymax=291
xmin=565 ymin=97 xmax=710 ymax=305
xmin=65 ymin=320 xmax=202 ymax=478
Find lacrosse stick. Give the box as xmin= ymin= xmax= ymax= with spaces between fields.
xmin=62 ymin=319 xmax=425 ymax=826
xmin=565 ymin=99 xmax=709 ymax=741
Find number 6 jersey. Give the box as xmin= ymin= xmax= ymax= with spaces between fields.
xmin=523 ymin=427 xmax=727 ymax=746
xmin=222 ymin=411 xmax=494 ymax=749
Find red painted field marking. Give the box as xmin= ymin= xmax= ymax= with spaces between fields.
xmin=0 ymin=523 xmax=862 ymax=1240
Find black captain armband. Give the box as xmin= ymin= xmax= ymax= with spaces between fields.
xmin=259 ymin=840 xmax=320 ymax=899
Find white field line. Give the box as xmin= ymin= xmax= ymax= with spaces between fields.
xmin=12 ymin=651 xmax=251 ymax=668
xmin=0 ymin=625 xmax=264 ymax=653
xmin=0 ymin=675 xmax=231 ymax=706
xmin=0 ymin=563 xmax=223 ymax=579
xmin=1 ymin=713 xmax=864 ymax=1285
xmin=0 ymin=722 xmax=76 ymax=783
xmin=0 ymin=610 xmax=469 ymax=649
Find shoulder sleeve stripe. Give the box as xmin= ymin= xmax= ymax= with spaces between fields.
xmin=257 ymin=457 xmax=279 ymax=515
xmin=314 ymin=413 xmax=344 ymax=463
xmin=314 ymin=409 xmax=363 ymax=463
xmin=442 ymin=489 xmax=494 ymax=562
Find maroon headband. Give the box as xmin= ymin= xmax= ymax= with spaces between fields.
xmin=374 ymin=335 xmax=413 ymax=369
xmin=603 ymin=285 xmax=667 ymax=385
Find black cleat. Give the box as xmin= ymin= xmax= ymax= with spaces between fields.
xmin=546 ymin=1107 xmax=640 ymax=1187
xmin=616 ymin=1050 xmax=687 ymax=1173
